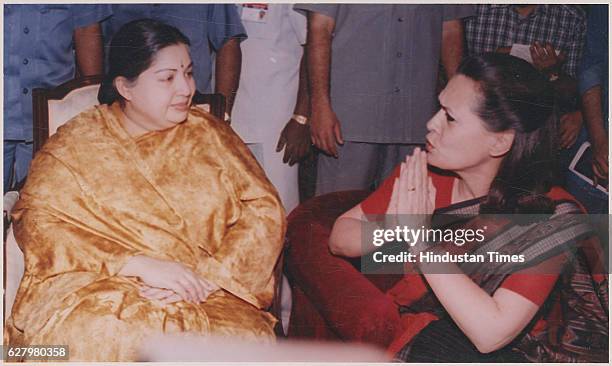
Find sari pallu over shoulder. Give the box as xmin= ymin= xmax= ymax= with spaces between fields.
xmin=6 ymin=103 xmax=286 ymax=361
xmin=396 ymin=191 xmax=608 ymax=362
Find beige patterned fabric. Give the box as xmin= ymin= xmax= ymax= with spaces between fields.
xmin=5 ymin=103 xmax=285 ymax=361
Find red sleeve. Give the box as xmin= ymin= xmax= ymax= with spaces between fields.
xmin=360 ymin=166 xmax=455 ymax=215
xmin=499 ymin=254 xmax=567 ymax=305
xmin=360 ymin=166 xmax=401 ymax=215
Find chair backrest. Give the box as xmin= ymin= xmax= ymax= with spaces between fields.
xmin=192 ymin=91 xmax=226 ymax=122
xmin=32 ymin=75 xmax=104 ymax=153
xmin=32 ymin=76 xmax=226 ymax=153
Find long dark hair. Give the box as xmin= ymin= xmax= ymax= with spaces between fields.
xmin=458 ymin=53 xmax=560 ymax=214
xmin=98 ymin=19 xmax=190 ymax=105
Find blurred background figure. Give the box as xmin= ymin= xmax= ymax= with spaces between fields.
xmin=465 ymin=5 xmax=587 ymax=174
xmin=4 ymin=4 xmax=110 ymax=192
xmin=562 ymin=4 xmax=608 ymax=214
xmin=294 ymin=4 xmax=474 ymax=196
xmin=104 ymin=4 xmax=246 ymax=115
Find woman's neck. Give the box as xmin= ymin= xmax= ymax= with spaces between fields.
xmin=452 ymin=168 xmax=497 ymax=204
xmin=119 ymin=104 xmax=150 ymax=137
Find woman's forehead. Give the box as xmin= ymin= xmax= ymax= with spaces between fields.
xmin=441 ymin=75 xmax=479 ymax=109
xmin=149 ymin=44 xmax=192 ymax=70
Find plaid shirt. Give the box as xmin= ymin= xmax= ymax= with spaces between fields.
xmin=465 ymin=5 xmax=586 ymax=77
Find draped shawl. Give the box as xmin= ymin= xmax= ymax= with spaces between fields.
xmin=5 ymin=103 xmax=286 ymax=361
xmin=394 ymin=193 xmax=608 ymax=362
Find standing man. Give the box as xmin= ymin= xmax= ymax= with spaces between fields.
xmin=232 ymin=4 xmax=309 ymax=213
xmin=294 ymin=5 xmax=474 ymax=195
xmin=564 ymin=5 xmax=608 ymax=214
xmin=4 ymin=4 xmax=111 ymax=191
xmin=104 ymin=4 xmax=246 ymax=116
xmin=465 ymin=5 xmax=586 ymax=152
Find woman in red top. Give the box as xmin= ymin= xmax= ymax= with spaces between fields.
xmin=326 ymin=54 xmax=607 ymax=362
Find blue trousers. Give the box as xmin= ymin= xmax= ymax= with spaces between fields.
xmin=4 ymin=140 xmax=33 ymax=193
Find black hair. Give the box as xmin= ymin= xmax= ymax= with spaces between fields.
xmin=457 ymin=53 xmax=560 ymax=214
xmin=98 ymin=18 xmax=190 ymax=105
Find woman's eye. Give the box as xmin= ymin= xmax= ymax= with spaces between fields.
xmin=186 ymin=70 xmax=194 ymax=77
xmin=160 ymin=75 xmax=174 ymax=82
xmin=446 ymin=112 xmax=455 ymax=122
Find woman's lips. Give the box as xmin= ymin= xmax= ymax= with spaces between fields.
xmin=425 ymin=139 xmax=434 ymax=151
xmin=171 ymin=103 xmax=189 ymax=111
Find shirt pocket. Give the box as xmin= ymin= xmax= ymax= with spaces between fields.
xmin=238 ymin=4 xmax=276 ymax=41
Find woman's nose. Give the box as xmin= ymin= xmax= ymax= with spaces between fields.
xmin=176 ymin=74 xmax=193 ymax=96
xmin=426 ymin=109 xmax=443 ymax=132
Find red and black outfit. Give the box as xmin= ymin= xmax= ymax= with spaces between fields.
xmin=287 ymin=168 xmax=608 ymax=362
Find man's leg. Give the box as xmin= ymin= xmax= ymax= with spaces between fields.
xmin=315 ymin=142 xmax=380 ymax=195
xmin=4 ymin=141 xmax=18 ymax=193
xmin=298 ymin=151 xmax=318 ymax=203
xmin=13 ymin=141 xmax=33 ymax=189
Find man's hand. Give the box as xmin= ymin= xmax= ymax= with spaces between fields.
xmin=310 ymin=106 xmax=343 ymax=157
xmin=306 ymin=12 xmax=341 ymax=157
xmin=559 ymin=110 xmax=583 ymax=149
xmin=530 ymin=42 xmax=565 ymax=73
xmin=591 ymin=136 xmax=608 ymax=190
xmin=276 ymin=118 xmax=311 ymax=166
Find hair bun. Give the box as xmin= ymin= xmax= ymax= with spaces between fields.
xmin=97 ymin=77 xmax=119 ymax=105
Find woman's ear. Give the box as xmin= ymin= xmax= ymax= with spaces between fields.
xmin=489 ymin=130 xmax=515 ymax=158
xmin=114 ymin=77 xmax=133 ymax=102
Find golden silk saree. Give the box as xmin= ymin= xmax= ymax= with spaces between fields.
xmin=5 ymin=103 xmax=286 ymax=361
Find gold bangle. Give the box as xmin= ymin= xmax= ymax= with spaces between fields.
xmin=292 ymin=114 xmax=308 ymax=125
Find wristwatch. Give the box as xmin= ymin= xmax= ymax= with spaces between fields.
xmin=548 ymin=72 xmax=560 ymax=82
xmin=292 ymin=114 xmax=308 ymax=125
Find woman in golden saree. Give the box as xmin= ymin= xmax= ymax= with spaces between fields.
xmin=5 ymin=19 xmax=285 ymax=361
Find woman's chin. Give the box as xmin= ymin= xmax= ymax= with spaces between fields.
xmin=426 ymin=154 xmax=438 ymax=167
xmin=167 ymin=112 xmax=189 ymax=124
xmin=426 ymin=155 xmax=449 ymax=171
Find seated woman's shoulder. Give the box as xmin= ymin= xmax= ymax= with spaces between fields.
xmin=187 ymin=106 xmax=226 ymax=128
xmin=40 ymin=105 xmax=113 ymax=153
xmin=186 ymin=106 xmax=238 ymax=139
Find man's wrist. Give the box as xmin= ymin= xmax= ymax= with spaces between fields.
xmin=292 ymin=114 xmax=309 ymax=125
xmin=590 ymin=132 xmax=607 ymax=147
xmin=543 ymin=65 xmax=562 ymax=82
xmin=311 ymin=95 xmax=332 ymax=110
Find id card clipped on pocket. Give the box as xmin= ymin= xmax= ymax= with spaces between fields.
xmin=241 ymin=3 xmax=269 ymax=23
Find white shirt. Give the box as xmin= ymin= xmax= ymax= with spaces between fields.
xmin=232 ymin=4 xmax=307 ymax=144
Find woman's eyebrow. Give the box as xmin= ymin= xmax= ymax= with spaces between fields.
xmin=439 ymin=102 xmax=455 ymax=115
xmin=154 ymin=62 xmax=194 ymax=73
